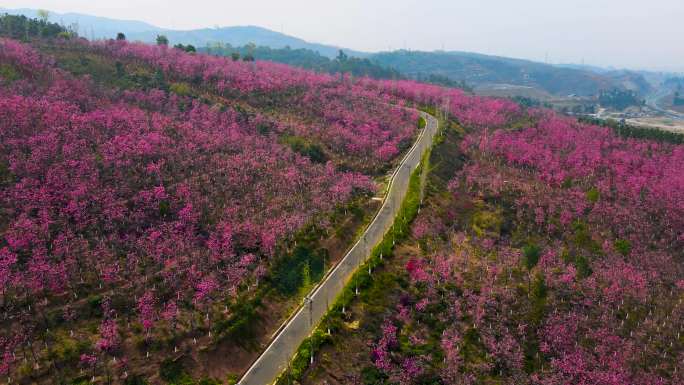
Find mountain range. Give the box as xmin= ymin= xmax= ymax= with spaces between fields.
xmin=0 ymin=7 xmax=659 ymax=97
xmin=0 ymin=7 xmax=364 ymax=58
xmin=371 ymin=50 xmax=653 ymax=97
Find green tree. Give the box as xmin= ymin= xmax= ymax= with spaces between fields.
xmin=116 ymin=32 xmax=126 ymax=41
xmin=36 ymin=10 xmax=49 ymax=38
xmin=586 ymin=187 xmax=600 ymax=203
xmin=156 ymin=34 xmax=169 ymax=46
xmin=522 ymin=243 xmax=541 ymax=270
xmin=613 ymin=239 xmax=631 ymax=256
xmin=37 ymin=9 xmax=50 ymax=23
xmin=336 ymin=49 xmax=348 ymax=62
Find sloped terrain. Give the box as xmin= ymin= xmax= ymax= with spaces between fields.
xmin=0 ymin=33 xmax=421 ymax=384
xmin=298 ymin=97 xmax=684 ymax=385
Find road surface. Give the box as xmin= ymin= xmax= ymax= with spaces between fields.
xmin=238 ymin=111 xmax=439 ymax=385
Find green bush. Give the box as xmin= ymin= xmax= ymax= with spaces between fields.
xmin=523 ymin=338 xmax=543 ymax=374
xmin=86 ymin=294 xmax=103 ymax=317
xmin=159 ymin=200 xmax=171 ymax=217
xmin=361 ymin=366 xmax=387 ymax=385
xmin=0 ymin=63 xmax=20 ymax=83
xmin=574 ymin=255 xmax=592 ymax=279
xmin=159 ymin=358 xmax=184 ymax=382
xmin=213 ymin=297 xmax=260 ymax=343
xmin=0 ymin=160 xmax=11 ymax=185
xmin=522 ymin=243 xmax=541 ymax=270
xmin=586 ymin=187 xmax=600 ymax=203
xmin=50 ymin=334 xmax=90 ymax=364
xmin=169 ymin=82 xmax=192 ymax=96
xmin=225 ymin=373 xmax=239 ymax=385
xmin=198 ymin=378 xmax=222 ymax=385
xmin=530 ymin=273 xmax=547 ymax=300
xmin=613 ymin=239 xmax=631 ymax=256
xmin=281 ymin=135 xmax=328 ymax=164
xmin=417 ymin=116 xmax=427 ymax=129
xmin=124 ymin=375 xmax=149 ymax=385
xmin=572 ymin=220 xmax=600 ymax=253
xmin=271 ymin=245 xmax=327 ymax=296
xmin=561 ymin=177 xmax=573 ymax=189
xmin=471 ymin=209 xmax=502 ymax=237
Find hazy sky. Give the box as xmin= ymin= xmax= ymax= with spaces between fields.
xmin=3 ymin=0 xmax=684 ymax=71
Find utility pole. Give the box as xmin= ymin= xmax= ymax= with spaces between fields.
xmin=306 ymin=295 xmax=314 ymax=364
xmin=306 ymin=295 xmax=313 ymax=327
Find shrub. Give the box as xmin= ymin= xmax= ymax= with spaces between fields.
xmin=522 ymin=243 xmax=541 ymax=270
xmin=573 ymin=255 xmax=592 ymax=279
xmin=361 ymin=365 xmax=387 ymax=385
xmin=198 ymin=378 xmax=222 ymax=385
xmin=614 ymin=239 xmax=631 ymax=256
xmin=169 ymin=82 xmax=193 ymax=96
xmin=124 ymin=375 xmax=149 ymax=385
xmin=159 ymin=358 xmax=184 ymax=382
xmin=586 ymin=187 xmax=600 ymax=203
xmin=471 ymin=209 xmax=502 ymax=237
xmin=417 ymin=116 xmax=427 ymax=129
xmin=272 ymin=245 xmax=327 ymax=296
xmin=282 ymin=135 xmax=328 ymax=164
xmin=0 ymin=63 xmax=20 ymax=82
xmin=225 ymin=373 xmax=239 ymax=385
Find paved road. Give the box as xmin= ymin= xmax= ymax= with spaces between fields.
xmin=238 ymin=111 xmax=439 ymax=385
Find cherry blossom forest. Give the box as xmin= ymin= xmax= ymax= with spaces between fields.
xmin=298 ymin=86 xmax=684 ymax=384
xmin=1 ymin=19 xmax=684 ymax=385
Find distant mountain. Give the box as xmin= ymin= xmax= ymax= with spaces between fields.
xmin=0 ymin=7 xmax=161 ymax=37
xmin=126 ymin=26 xmax=366 ymax=58
xmin=369 ymin=50 xmax=651 ymax=97
xmin=0 ymin=8 xmax=363 ymax=58
xmin=0 ymin=8 xmax=653 ymax=96
xmin=554 ymin=63 xmax=614 ymax=74
xmin=200 ymin=44 xmax=401 ymax=80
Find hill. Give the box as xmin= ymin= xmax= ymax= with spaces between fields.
xmin=199 ymin=44 xmax=404 ymax=81
xmin=127 ymin=26 xmax=366 ymax=59
xmin=369 ymin=50 xmax=651 ymax=97
xmin=0 ymin=7 xmax=162 ymax=36
xmin=0 ymin=16 xmax=425 ymax=383
xmin=284 ymin=81 xmax=684 ymax=385
xmin=1 ymin=8 xmax=654 ymax=98
xmin=2 ymin=12 xmax=682 ymax=385
xmin=0 ymin=7 xmax=364 ymax=58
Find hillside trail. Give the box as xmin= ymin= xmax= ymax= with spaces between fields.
xmin=237 ymin=110 xmax=439 ymax=385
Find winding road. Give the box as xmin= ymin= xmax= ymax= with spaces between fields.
xmin=237 ymin=111 xmax=439 ymax=385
